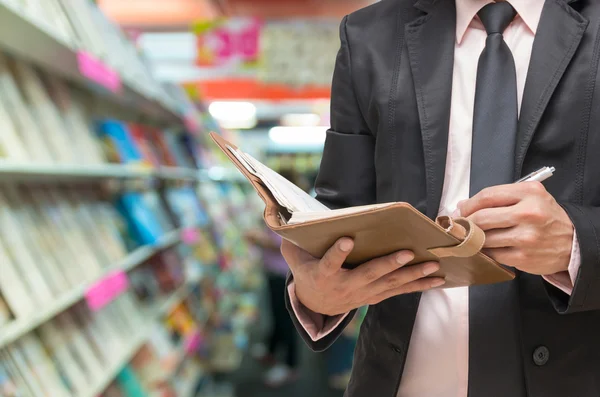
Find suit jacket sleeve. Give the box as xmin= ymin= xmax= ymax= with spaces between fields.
xmin=285 ymin=15 xmax=377 ymax=351
xmin=545 ymin=203 xmax=600 ymax=314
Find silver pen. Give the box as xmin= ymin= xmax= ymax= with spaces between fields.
xmin=515 ymin=166 xmax=556 ymax=183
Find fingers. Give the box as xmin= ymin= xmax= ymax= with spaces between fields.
xmin=318 ymin=238 xmax=354 ymax=277
xmin=280 ymin=239 xmax=316 ymax=271
xmin=469 ymin=206 xmax=519 ymax=231
xmin=484 ymin=247 xmax=523 ymax=266
xmin=367 ymin=261 xmax=441 ymax=296
xmin=483 ymin=227 xmax=528 ymax=248
xmin=458 ymin=183 xmax=533 ymax=217
xmin=368 ymin=277 xmax=446 ymax=305
xmin=344 ymin=250 xmax=415 ymax=288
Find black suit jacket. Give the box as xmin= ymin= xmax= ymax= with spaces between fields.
xmin=285 ymin=0 xmax=600 ymax=396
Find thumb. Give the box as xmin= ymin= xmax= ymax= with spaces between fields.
xmin=318 ymin=238 xmax=354 ymax=277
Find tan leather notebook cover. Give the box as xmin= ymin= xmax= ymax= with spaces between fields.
xmin=210 ymin=132 xmax=514 ymax=288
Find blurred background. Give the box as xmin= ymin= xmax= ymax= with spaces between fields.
xmin=0 ymin=0 xmax=375 ymax=396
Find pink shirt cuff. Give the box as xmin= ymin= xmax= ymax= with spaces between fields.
xmin=543 ymin=230 xmax=581 ymax=296
xmin=287 ymin=282 xmax=349 ymax=342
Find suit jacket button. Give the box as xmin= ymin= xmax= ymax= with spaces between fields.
xmin=533 ymin=346 xmax=550 ymax=366
xmin=391 ymin=345 xmax=403 ymax=354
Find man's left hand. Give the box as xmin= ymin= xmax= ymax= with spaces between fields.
xmin=457 ymin=182 xmax=575 ymax=275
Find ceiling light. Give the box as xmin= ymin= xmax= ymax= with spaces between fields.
xmin=280 ymin=113 xmax=321 ymax=127
xmin=209 ymin=101 xmax=258 ymax=129
xmin=268 ymin=126 xmax=328 ymax=145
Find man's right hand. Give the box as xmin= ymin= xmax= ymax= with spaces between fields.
xmin=281 ymin=238 xmax=446 ymax=316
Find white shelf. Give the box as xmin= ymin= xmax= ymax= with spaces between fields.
xmin=83 ymin=331 xmax=148 ymax=397
xmin=0 ymin=164 xmax=207 ymax=184
xmin=0 ymin=163 xmax=153 ymax=183
xmin=157 ymin=167 xmax=200 ymax=182
xmin=0 ymin=229 xmax=183 ymax=348
xmin=198 ymin=168 xmax=247 ymax=183
xmin=85 ymin=286 xmax=198 ymax=397
xmin=0 ymin=2 xmax=182 ymax=125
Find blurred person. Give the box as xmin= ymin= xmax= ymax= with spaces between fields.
xmin=280 ymin=1 xmax=600 ymax=397
xmin=327 ymin=307 xmax=366 ymax=391
xmin=245 ymin=168 xmax=302 ymax=388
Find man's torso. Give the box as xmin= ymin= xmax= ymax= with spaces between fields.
xmin=341 ymin=0 xmax=600 ymax=396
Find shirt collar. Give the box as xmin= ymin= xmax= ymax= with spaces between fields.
xmin=455 ymin=0 xmax=545 ymax=44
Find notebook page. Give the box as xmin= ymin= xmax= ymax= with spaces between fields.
xmin=288 ymin=203 xmax=395 ymax=224
xmin=227 ymin=145 xmax=295 ymax=210
xmin=227 ymin=146 xmax=329 ymax=213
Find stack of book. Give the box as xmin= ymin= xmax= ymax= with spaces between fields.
xmin=0 ymin=186 xmax=128 ymax=323
xmin=0 ymin=53 xmax=106 ymax=165
xmin=0 ymin=292 xmax=144 ymax=397
xmin=0 ymin=0 xmax=180 ymax=110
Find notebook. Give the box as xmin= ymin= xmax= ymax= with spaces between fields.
xmin=210 ymin=132 xmax=514 ymax=288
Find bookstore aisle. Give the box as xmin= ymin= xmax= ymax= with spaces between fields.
xmin=0 ymin=0 xmax=265 ymax=396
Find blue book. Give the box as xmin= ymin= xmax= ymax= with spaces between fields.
xmin=115 ymin=193 xmax=165 ymax=247
xmin=116 ymin=366 xmax=146 ymax=397
xmin=97 ymin=120 xmax=144 ymax=165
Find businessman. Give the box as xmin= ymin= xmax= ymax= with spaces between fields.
xmin=281 ymin=0 xmax=600 ymax=396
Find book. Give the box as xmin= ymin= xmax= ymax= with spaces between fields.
xmin=211 ymin=132 xmax=515 ymax=288
xmin=115 ymin=192 xmax=165 ymax=247
xmin=0 ymin=86 xmax=28 ymax=162
xmin=25 ymin=187 xmax=86 ymax=286
xmin=70 ymin=304 xmax=109 ymax=367
xmin=8 ymin=59 xmax=73 ymax=163
xmin=0 ymin=190 xmax=54 ymax=305
xmin=97 ymin=120 xmax=146 ymax=166
xmin=0 ymin=229 xmax=35 ymax=319
xmin=4 ymin=342 xmax=46 ymax=397
xmin=0 ymin=349 xmax=34 ymax=397
xmin=0 ymin=53 xmax=53 ymax=163
xmin=55 ymin=312 xmax=104 ymax=380
xmin=0 ymin=355 xmax=22 ymax=397
xmin=4 ymin=186 xmax=69 ymax=296
xmin=18 ymin=334 xmax=71 ymax=397
xmin=38 ymin=321 xmax=89 ymax=395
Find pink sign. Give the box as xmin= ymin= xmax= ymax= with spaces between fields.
xmin=196 ymin=18 xmax=262 ymax=67
xmin=184 ymin=331 xmax=202 ymax=355
xmin=85 ymin=271 xmax=130 ymax=311
xmin=77 ymin=51 xmax=122 ymax=93
xmin=181 ymin=228 xmax=201 ymax=245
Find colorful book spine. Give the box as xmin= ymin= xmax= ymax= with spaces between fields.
xmin=115 ymin=192 xmax=165 ymax=246
xmin=96 ymin=120 xmax=145 ymax=166
xmin=0 ymin=53 xmax=53 ymax=163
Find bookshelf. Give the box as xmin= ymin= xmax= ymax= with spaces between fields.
xmin=0 ymin=228 xmax=185 ymax=349
xmin=0 ymin=0 xmax=182 ymax=125
xmin=157 ymin=166 xmax=201 ymax=182
xmin=0 ymin=164 xmax=204 ymax=184
xmin=84 ymin=331 xmax=149 ymax=397
xmin=0 ymin=1 xmax=262 ymax=395
xmin=84 ymin=281 xmax=198 ymax=397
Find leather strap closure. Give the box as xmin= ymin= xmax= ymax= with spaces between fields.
xmin=428 ymin=216 xmax=486 ymax=258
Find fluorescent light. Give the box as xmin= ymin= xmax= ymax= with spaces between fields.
xmin=207 ymin=166 xmax=225 ymax=181
xmin=280 ymin=113 xmax=321 ymax=127
xmin=268 ymin=126 xmax=328 ymax=145
xmin=209 ymin=101 xmax=257 ymax=129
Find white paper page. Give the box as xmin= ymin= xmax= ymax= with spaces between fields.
xmin=227 ymin=145 xmax=329 ymax=213
xmin=288 ymin=203 xmax=395 ymax=224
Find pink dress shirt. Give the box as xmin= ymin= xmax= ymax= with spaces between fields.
xmin=289 ymin=1 xmax=582 ymax=396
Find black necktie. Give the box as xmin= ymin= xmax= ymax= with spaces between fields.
xmin=470 ymin=1 xmax=518 ymax=196
xmin=468 ymin=3 xmax=526 ymax=397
